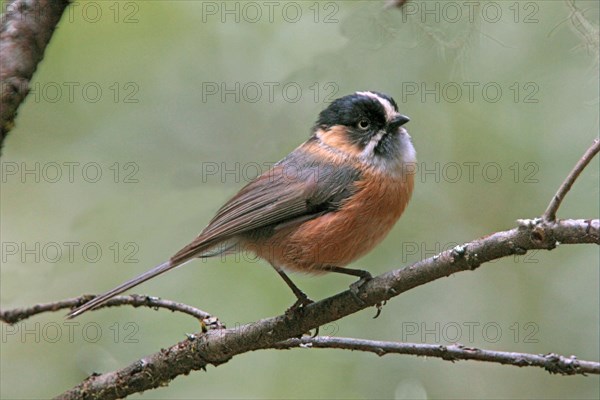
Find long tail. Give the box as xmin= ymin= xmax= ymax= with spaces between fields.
xmin=67 ymin=238 xmax=239 ymax=318
xmin=67 ymin=260 xmax=179 ymax=318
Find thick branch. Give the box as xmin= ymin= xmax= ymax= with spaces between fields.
xmin=273 ymin=337 xmax=600 ymax=375
xmin=54 ymin=218 xmax=599 ymax=399
xmin=0 ymin=0 xmax=70 ymax=151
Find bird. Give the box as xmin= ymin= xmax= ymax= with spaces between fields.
xmin=67 ymin=91 xmax=416 ymax=318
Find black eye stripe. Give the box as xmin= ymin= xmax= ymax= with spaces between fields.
xmin=314 ymin=92 xmax=397 ymax=140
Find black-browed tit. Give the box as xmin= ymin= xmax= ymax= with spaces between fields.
xmin=68 ymin=91 xmax=415 ymax=318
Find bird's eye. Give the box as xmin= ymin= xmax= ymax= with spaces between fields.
xmin=358 ymin=120 xmax=370 ymax=130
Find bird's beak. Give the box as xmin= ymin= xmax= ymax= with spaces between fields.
xmin=388 ymin=114 xmax=410 ymax=132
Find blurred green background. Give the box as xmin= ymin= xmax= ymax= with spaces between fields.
xmin=1 ymin=1 xmax=599 ymax=399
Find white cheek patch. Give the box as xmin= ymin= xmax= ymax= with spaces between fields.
xmin=398 ymin=128 xmax=417 ymax=164
xmin=355 ymin=91 xmax=397 ymax=121
xmin=362 ymin=127 xmax=417 ymax=177
xmin=360 ymin=130 xmax=386 ymax=159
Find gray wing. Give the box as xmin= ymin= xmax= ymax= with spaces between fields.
xmin=170 ymin=151 xmax=360 ymax=264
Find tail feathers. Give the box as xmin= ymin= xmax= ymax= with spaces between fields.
xmin=67 ymin=240 xmax=238 ymax=319
xmin=67 ymin=260 xmax=176 ymax=319
xmin=197 ymin=240 xmax=239 ymax=258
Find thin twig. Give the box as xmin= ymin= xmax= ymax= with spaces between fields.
xmin=544 ymin=138 xmax=600 ymax=221
xmin=565 ymin=0 xmax=600 ymax=60
xmin=0 ymin=294 xmax=213 ymax=324
xmin=272 ymin=336 xmax=600 ymax=375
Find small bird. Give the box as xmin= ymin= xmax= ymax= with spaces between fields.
xmin=68 ymin=91 xmax=415 ymax=318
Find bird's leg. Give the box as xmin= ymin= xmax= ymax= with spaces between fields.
xmin=272 ymin=266 xmax=314 ymax=312
xmin=272 ymin=266 xmax=320 ymax=335
xmin=320 ymin=265 xmax=372 ymax=284
xmin=320 ymin=265 xmax=373 ymax=305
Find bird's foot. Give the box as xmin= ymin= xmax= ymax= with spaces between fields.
xmin=349 ymin=271 xmax=373 ymax=306
xmin=285 ymin=294 xmax=315 ymax=317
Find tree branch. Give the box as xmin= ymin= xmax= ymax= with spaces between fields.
xmin=0 ymin=0 xmax=70 ymax=152
xmin=544 ymin=138 xmax=600 ymax=221
xmin=272 ymin=337 xmax=600 ymax=375
xmin=0 ymin=294 xmax=216 ymax=325
xmin=51 ymin=217 xmax=599 ymax=400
